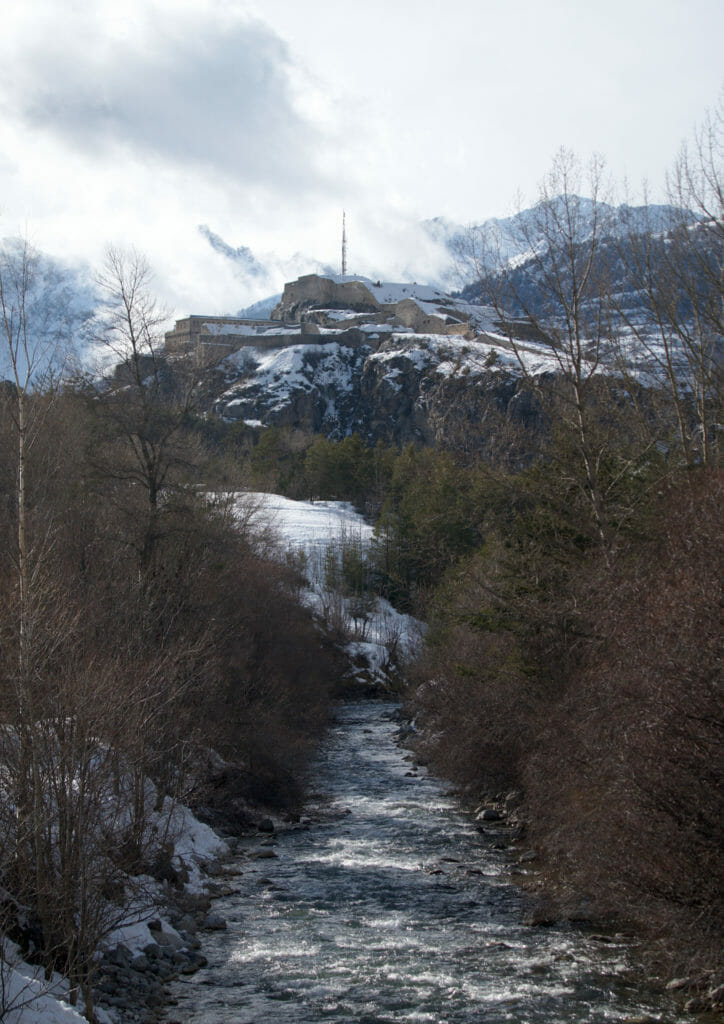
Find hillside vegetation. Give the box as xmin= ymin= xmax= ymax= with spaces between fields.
xmin=0 ymin=107 xmax=721 ymax=1017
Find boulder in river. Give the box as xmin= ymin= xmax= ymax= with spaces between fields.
xmin=201 ymin=912 xmax=228 ymax=931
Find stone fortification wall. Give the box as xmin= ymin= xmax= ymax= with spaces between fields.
xmin=272 ymin=275 xmax=474 ymax=338
xmin=271 ymin=275 xmax=381 ymax=320
xmin=165 ymin=276 xmax=475 ymax=363
xmin=164 ymin=316 xmax=283 ymax=357
xmin=393 ymin=298 xmax=474 ymax=338
xmin=164 ymin=314 xmax=372 ymax=363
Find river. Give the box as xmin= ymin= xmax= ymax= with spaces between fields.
xmin=164 ymin=701 xmax=685 ymax=1023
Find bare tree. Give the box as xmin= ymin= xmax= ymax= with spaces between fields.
xmin=618 ymin=100 xmax=723 ymax=467
xmin=0 ymin=237 xmax=77 ymax=952
xmin=90 ymin=246 xmax=199 ymax=574
xmin=468 ymin=150 xmax=646 ymax=557
xmin=0 ymin=238 xmax=115 ymax=1019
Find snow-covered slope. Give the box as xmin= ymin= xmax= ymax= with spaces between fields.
xmin=242 ymin=493 xmax=423 ymax=684
xmin=421 ymin=198 xmax=694 ymax=275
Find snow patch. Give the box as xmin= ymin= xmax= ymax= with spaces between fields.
xmin=238 ymin=493 xmax=424 ymax=676
xmin=1 ymin=939 xmax=112 ymax=1024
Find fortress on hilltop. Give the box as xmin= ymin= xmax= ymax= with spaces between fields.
xmin=164 ymin=274 xmax=475 ymax=362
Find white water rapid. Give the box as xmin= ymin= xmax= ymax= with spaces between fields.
xmin=164 ymin=702 xmax=684 ymax=1024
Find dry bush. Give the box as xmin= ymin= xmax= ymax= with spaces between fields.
xmin=411 ymin=624 xmax=534 ymax=797
xmin=200 ymin=545 xmax=340 ymax=809
xmin=523 ymin=470 xmax=723 ymax=972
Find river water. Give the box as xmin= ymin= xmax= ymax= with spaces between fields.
xmin=165 ymin=701 xmax=685 ymax=1023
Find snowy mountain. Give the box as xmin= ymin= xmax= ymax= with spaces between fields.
xmin=0 ymin=239 xmax=98 ymax=378
xmin=198 ymin=225 xmax=268 ymax=279
xmin=199 ymin=199 xmax=693 ymax=309
xmin=420 ymin=198 xmax=695 ymax=281
xmin=237 ymin=293 xmax=283 ymax=319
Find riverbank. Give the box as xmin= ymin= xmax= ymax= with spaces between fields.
xmin=154 ymin=701 xmax=690 ymax=1024
xmin=91 ymin=825 xmax=278 ymax=1023
xmin=403 ymin=718 xmax=724 ymax=1022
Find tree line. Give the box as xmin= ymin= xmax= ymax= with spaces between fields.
xmin=0 ymin=244 xmax=341 ymax=1018
xmin=406 ymin=112 xmax=723 ymax=982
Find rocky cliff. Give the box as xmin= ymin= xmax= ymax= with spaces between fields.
xmin=162 ymin=274 xmax=564 ymax=450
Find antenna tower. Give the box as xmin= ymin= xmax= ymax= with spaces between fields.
xmin=341 ymin=210 xmax=347 ymax=277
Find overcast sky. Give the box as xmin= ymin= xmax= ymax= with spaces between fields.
xmin=1 ymin=0 xmax=722 ymax=313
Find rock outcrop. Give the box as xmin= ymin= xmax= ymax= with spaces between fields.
xmin=160 ymin=274 xmax=556 ymax=451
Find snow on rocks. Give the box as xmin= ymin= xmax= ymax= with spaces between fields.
xmin=82 ymin=799 xmax=233 ymax=1021
xmin=0 ymin=758 xmax=233 ymax=1023
xmin=163 ymin=797 xmax=230 ymax=893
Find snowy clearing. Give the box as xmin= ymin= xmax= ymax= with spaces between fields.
xmin=240 ymin=492 xmax=425 ymax=674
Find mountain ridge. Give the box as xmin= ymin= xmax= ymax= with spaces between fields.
xmin=196 ymin=197 xmax=694 ymax=313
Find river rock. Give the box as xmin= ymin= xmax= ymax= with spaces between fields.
xmin=200 ymin=857 xmax=226 ymax=876
xmin=666 ymin=975 xmax=694 ymax=991
xmin=684 ymin=995 xmax=710 ymax=1013
xmin=180 ymin=952 xmax=209 ymax=974
xmin=95 ymin=942 xmax=172 ymax=1023
xmin=176 ymin=913 xmax=198 ymax=935
xmin=476 ymin=808 xmax=503 ymax=822
xmin=149 ymin=924 xmax=185 ymax=951
xmin=179 ymin=930 xmax=202 ymax=950
xmin=524 ymin=900 xmax=557 ymax=927
xmin=250 ymin=847 xmax=278 ymax=859
xmin=201 ymin=912 xmax=228 ymax=931
xmin=177 ymin=891 xmax=212 ymax=915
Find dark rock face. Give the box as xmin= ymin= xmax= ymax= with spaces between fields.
xmin=354 ymin=345 xmax=540 ymax=449
xmin=203 ymin=332 xmax=543 ymax=454
xmin=212 ymin=342 xmax=372 ymax=438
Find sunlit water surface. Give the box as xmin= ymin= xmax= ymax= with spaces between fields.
xmin=165 ymin=702 xmax=685 ymax=1023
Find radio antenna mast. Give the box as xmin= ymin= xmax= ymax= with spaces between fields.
xmin=341 ymin=210 xmax=347 ymax=277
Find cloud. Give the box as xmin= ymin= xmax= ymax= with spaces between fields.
xmin=0 ymin=2 xmax=327 ymax=194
